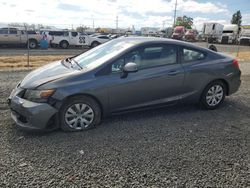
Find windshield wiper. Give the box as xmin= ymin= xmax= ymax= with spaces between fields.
xmin=66 ymin=57 xmax=83 ymax=70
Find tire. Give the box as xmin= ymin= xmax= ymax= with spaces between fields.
xmin=91 ymin=41 xmax=100 ymax=48
xmin=200 ymin=81 xmax=226 ymax=110
xmin=207 ymin=38 xmax=213 ymax=43
xmin=28 ymin=39 xmax=38 ymax=49
xmin=60 ymin=41 xmax=69 ymax=49
xmin=59 ymin=96 xmax=101 ymax=132
xmin=208 ymin=44 xmax=217 ymax=52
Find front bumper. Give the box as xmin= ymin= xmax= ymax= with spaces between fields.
xmin=9 ymin=95 xmax=58 ymax=131
xmin=185 ymin=35 xmax=195 ymax=41
xmin=172 ymin=35 xmax=182 ymax=40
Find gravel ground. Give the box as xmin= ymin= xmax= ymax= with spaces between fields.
xmin=0 ymin=65 xmax=250 ymax=187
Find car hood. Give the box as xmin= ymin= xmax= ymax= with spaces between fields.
xmin=20 ymin=61 xmax=80 ymax=89
xmin=185 ymin=34 xmax=195 ymax=36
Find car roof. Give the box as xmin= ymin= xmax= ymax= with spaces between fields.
xmin=115 ymin=36 xmax=207 ymax=50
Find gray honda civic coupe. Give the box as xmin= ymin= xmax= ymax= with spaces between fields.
xmin=8 ymin=37 xmax=241 ymax=131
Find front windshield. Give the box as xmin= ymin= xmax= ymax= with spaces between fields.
xmin=174 ymin=29 xmax=182 ymax=33
xmin=74 ymin=39 xmax=136 ymax=69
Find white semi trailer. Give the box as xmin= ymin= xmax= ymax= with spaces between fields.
xmin=202 ymin=22 xmax=224 ymax=43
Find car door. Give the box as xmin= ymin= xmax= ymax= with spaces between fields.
xmin=78 ymin=33 xmax=89 ymax=46
xmin=179 ymin=46 xmax=208 ymax=98
xmin=70 ymin=32 xmax=80 ymax=45
xmin=106 ymin=43 xmax=185 ymax=112
xmin=8 ymin=28 xmax=20 ymax=44
xmin=0 ymin=28 xmax=9 ymax=44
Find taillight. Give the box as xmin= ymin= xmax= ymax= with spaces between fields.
xmin=232 ymin=59 xmax=239 ymax=69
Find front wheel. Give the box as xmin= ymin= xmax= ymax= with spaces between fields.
xmin=59 ymin=96 xmax=101 ymax=131
xmin=91 ymin=41 xmax=100 ymax=48
xmin=60 ymin=41 xmax=69 ymax=49
xmin=200 ymin=81 xmax=226 ymax=110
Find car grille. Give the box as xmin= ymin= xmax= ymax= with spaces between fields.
xmin=221 ymin=36 xmax=229 ymax=44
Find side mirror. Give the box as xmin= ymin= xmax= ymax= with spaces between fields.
xmin=121 ymin=62 xmax=138 ymax=79
xmin=123 ymin=62 xmax=138 ymax=73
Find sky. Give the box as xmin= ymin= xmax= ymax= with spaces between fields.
xmin=0 ymin=0 xmax=249 ymax=30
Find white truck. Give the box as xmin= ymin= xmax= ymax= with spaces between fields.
xmin=0 ymin=27 xmax=41 ymax=48
xmin=218 ymin=24 xmax=239 ymax=44
xmin=50 ymin=31 xmax=111 ymax=49
xmin=202 ymin=22 xmax=224 ymax=43
xmin=238 ymin=26 xmax=250 ymax=45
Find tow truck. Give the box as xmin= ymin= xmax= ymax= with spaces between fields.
xmin=50 ymin=31 xmax=111 ymax=48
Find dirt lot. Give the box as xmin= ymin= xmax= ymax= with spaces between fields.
xmin=0 ymin=63 xmax=249 ymax=187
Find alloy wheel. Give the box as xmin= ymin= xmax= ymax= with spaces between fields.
xmin=64 ymin=103 xmax=94 ymax=130
xmin=205 ymin=85 xmax=224 ymax=106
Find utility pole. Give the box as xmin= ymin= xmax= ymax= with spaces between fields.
xmin=24 ymin=23 xmax=30 ymax=68
xmin=116 ymin=15 xmax=118 ymax=29
xmin=173 ymin=0 xmax=177 ymax=27
xmin=92 ymin=15 xmax=95 ymax=29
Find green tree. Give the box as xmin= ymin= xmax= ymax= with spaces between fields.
xmin=76 ymin=26 xmax=88 ymax=32
xmin=175 ymin=15 xmax=193 ymax=29
xmin=231 ymin=10 xmax=242 ymax=26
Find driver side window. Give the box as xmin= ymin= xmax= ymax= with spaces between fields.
xmin=111 ymin=58 xmax=125 ymax=73
xmin=111 ymin=50 xmax=141 ymax=73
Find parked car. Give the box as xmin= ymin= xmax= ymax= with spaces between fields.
xmin=110 ymin=34 xmax=119 ymax=39
xmin=90 ymin=35 xmax=111 ymax=46
xmin=172 ymin=26 xmax=186 ymax=40
xmin=185 ymin=29 xmax=198 ymax=41
xmin=8 ymin=37 xmax=241 ymax=132
xmin=0 ymin=27 xmax=41 ymax=49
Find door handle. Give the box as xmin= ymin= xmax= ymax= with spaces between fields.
xmin=168 ymin=70 xmax=179 ymax=76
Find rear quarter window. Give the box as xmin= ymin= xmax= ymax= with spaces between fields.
xmin=9 ymin=28 xmax=17 ymax=34
xmin=49 ymin=31 xmax=69 ymax=36
xmin=182 ymin=48 xmax=206 ymax=63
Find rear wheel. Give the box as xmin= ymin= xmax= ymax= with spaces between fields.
xmin=59 ymin=96 xmax=101 ymax=131
xmin=28 ymin=39 xmax=38 ymax=49
xmin=200 ymin=81 xmax=226 ymax=110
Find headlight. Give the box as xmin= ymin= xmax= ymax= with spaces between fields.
xmin=24 ymin=89 xmax=55 ymax=102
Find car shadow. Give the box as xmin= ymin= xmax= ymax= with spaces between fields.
xmin=9 ymin=97 xmax=250 ymax=138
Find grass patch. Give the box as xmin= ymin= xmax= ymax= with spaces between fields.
xmin=0 ymin=55 xmax=68 ymax=70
